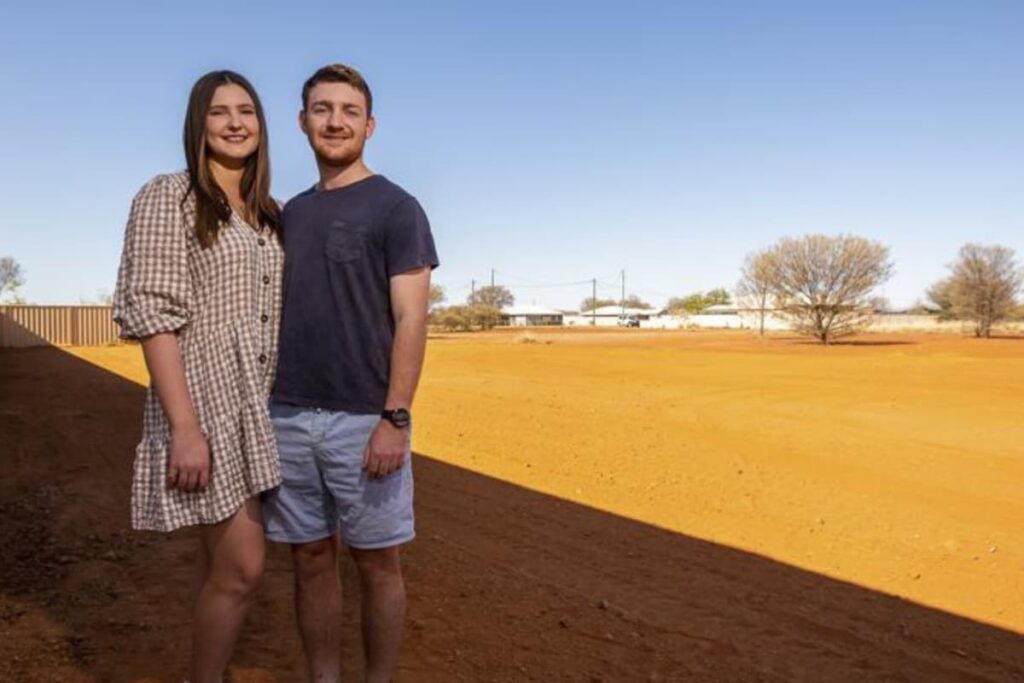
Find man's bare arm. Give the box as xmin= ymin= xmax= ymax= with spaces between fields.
xmin=384 ymin=266 xmax=432 ymax=410
xmin=363 ymin=266 xmax=431 ymax=477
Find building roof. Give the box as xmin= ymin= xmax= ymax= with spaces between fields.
xmin=501 ymin=304 xmax=565 ymax=316
xmin=580 ymin=305 xmax=659 ymax=317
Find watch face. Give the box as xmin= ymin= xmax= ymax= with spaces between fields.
xmin=391 ymin=409 xmax=411 ymax=428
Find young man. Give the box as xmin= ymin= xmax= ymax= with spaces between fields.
xmin=263 ymin=63 xmax=438 ymax=683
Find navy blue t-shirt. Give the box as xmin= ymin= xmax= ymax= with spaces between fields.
xmin=272 ymin=175 xmax=439 ymax=413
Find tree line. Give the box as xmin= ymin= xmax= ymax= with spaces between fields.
xmin=429 ymin=285 xmax=513 ymax=331
xmin=426 ymin=236 xmax=1022 ymax=343
xmin=736 ymin=237 xmax=1022 ymax=343
xmin=6 ymin=237 xmax=1022 ymax=341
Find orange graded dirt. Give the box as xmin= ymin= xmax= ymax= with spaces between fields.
xmin=412 ymin=329 xmax=1024 ymax=632
xmin=1 ymin=328 xmax=1022 ymax=682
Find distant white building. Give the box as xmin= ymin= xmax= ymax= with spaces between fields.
xmin=684 ymin=303 xmax=741 ymax=329
xmin=563 ymin=305 xmax=660 ymax=327
xmin=688 ymin=303 xmax=790 ymax=330
xmin=500 ymin=304 xmax=564 ymax=327
xmin=641 ymin=315 xmax=686 ymax=329
xmin=701 ymin=304 xmax=738 ymax=315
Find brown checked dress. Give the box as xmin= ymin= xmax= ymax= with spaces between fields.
xmin=113 ymin=172 xmax=283 ymax=532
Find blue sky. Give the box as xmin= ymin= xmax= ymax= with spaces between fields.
xmin=1 ymin=1 xmax=1021 ymax=309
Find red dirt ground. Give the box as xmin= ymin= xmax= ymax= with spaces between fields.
xmin=1 ymin=332 xmax=1022 ymax=682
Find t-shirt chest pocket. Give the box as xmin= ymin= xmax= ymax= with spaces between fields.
xmin=324 ymin=221 xmax=370 ymax=264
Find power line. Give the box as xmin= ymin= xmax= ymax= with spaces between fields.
xmin=443 ymin=269 xmax=688 ymax=308
xmin=505 ymin=280 xmax=594 ymax=289
xmin=493 ymin=269 xmax=594 ymax=288
xmin=626 ymin=282 xmax=682 ymax=298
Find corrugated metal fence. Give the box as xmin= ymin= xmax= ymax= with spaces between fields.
xmin=0 ymin=306 xmax=120 ymax=347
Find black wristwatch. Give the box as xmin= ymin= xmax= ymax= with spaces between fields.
xmin=381 ymin=408 xmax=412 ymax=429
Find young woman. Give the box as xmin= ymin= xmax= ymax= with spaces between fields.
xmin=113 ymin=70 xmax=282 ymax=683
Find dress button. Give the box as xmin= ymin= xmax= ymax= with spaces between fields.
xmin=262 ymin=275 xmax=270 ymax=285
xmin=260 ymin=314 xmax=269 ymax=323
xmin=258 ymin=238 xmax=266 ymax=246
xmin=258 ymin=353 xmax=267 ymax=364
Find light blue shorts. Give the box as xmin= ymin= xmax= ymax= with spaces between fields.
xmin=262 ymin=401 xmax=415 ymax=549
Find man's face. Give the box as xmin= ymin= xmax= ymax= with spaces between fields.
xmin=300 ymin=82 xmax=375 ymax=167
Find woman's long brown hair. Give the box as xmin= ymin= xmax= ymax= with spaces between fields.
xmin=182 ymin=70 xmax=280 ymax=247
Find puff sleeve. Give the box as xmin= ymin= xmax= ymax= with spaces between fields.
xmin=112 ymin=175 xmax=192 ymax=339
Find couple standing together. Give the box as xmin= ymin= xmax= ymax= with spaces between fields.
xmin=113 ymin=64 xmax=438 ymax=682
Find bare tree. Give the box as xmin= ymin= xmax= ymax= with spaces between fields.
xmin=468 ymin=303 xmax=502 ymax=330
xmin=937 ymin=243 xmax=1022 ymax=338
xmin=869 ymin=296 xmax=891 ymax=313
xmin=621 ymin=294 xmax=653 ymax=310
xmin=736 ymin=248 xmax=779 ymax=337
xmin=435 ymin=285 xmax=512 ymax=331
xmin=580 ymin=297 xmax=616 ymax=312
xmin=770 ymin=234 xmax=894 ymax=344
xmin=428 ymin=284 xmax=446 ymax=309
xmin=437 ymin=305 xmax=472 ymax=332
xmin=468 ymin=285 xmax=514 ymax=309
xmin=0 ymin=256 xmax=25 ymax=302
xmin=425 ymin=285 xmax=447 ymax=326
xmin=925 ymin=278 xmax=956 ymax=320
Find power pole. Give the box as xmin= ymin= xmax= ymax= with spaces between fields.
xmin=491 ymin=268 xmax=495 ymax=288
xmin=592 ymin=278 xmax=597 ymax=326
xmin=471 ymin=279 xmax=476 ymax=301
xmin=621 ymin=269 xmax=626 ymax=316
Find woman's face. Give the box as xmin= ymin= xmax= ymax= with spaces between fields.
xmin=205 ymin=83 xmax=260 ymax=165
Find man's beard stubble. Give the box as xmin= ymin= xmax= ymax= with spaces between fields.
xmin=312 ymin=136 xmax=365 ymax=170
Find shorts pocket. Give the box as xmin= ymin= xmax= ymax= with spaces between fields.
xmin=325 ymin=221 xmax=369 ymax=263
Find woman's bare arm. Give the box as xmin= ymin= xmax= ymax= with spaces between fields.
xmin=141 ymin=333 xmax=210 ymax=492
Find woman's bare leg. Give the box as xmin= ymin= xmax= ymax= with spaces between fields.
xmin=188 ymin=497 xmax=265 ymax=683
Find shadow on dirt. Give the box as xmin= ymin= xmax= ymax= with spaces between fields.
xmin=1 ymin=347 xmax=1021 ymax=682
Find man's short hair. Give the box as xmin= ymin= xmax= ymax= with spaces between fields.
xmin=301 ymin=64 xmax=373 ymax=116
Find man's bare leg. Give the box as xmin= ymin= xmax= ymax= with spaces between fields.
xmin=350 ymin=546 xmax=406 ymax=683
xmin=292 ymin=534 xmax=343 ymax=682
xmin=189 ymin=497 xmax=265 ymax=683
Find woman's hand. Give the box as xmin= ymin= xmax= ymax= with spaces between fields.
xmin=139 ymin=332 xmax=209 ymax=493
xmin=167 ymin=423 xmax=211 ymax=492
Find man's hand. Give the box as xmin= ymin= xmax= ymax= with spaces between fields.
xmin=167 ymin=423 xmax=211 ymax=492
xmin=363 ymin=419 xmax=409 ymax=478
